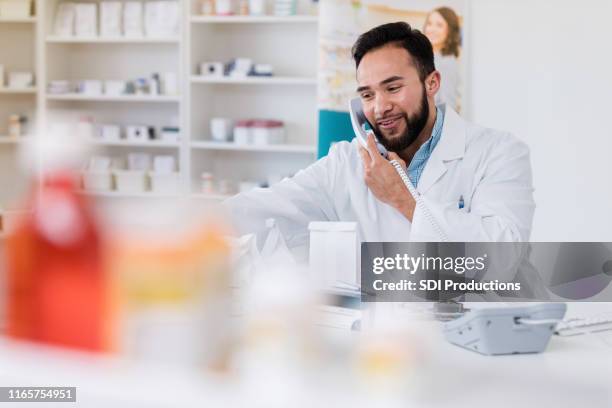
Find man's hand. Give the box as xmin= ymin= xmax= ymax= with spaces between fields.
xmin=358 ymin=132 xmax=416 ymax=221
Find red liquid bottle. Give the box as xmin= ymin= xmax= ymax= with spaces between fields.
xmin=6 ymin=171 xmax=109 ymax=351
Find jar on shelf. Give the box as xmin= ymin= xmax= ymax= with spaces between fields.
xmin=201 ymin=172 xmax=215 ymax=194
xmin=201 ymin=0 xmax=215 ymax=15
xmin=8 ymin=114 xmax=26 ymax=139
xmin=249 ymin=0 xmax=265 ymax=15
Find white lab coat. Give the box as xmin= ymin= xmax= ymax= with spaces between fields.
xmin=225 ymin=106 xmax=535 ymax=249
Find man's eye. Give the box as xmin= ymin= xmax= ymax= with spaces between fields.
xmin=388 ymin=86 xmax=401 ymax=93
xmin=361 ymin=93 xmax=373 ymax=100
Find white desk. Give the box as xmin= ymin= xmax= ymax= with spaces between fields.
xmin=0 ymin=316 xmax=610 ymax=408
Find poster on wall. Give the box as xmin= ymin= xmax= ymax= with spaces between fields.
xmin=317 ymin=0 xmax=468 ymax=157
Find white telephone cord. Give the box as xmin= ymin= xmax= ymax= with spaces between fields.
xmin=389 ymin=159 xmax=449 ymax=242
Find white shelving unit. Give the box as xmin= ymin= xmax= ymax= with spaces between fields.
xmin=0 ymin=2 xmax=39 ymax=209
xmin=187 ymin=0 xmax=319 ymax=195
xmin=0 ymin=0 xmax=320 ymax=205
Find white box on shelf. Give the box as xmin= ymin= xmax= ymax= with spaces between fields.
xmin=126 ymin=125 xmax=150 ymax=142
xmin=54 ymin=2 xmax=75 ymax=36
xmin=104 ymin=80 xmax=125 ymax=96
xmin=251 ymin=120 xmax=285 ymax=145
xmin=199 ymin=62 xmax=224 ymax=78
xmin=79 ymin=80 xmax=102 ymax=95
xmin=210 ymin=118 xmax=234 ymax=142
xmin=123 ymin=1 xmax=143 ymax=37
xmin=145 ymin=1 xmax=179 ymax=38
xmin=97 ymin=124 xmax=121 ymax=142
xmin=233 ymin=121 xmax=252 ymax=145
xmin=0 ymin=0 xmax=31 ymax=19
xmin=160 ymin=127 xmax=179 ymax=143
xmin=74 ymin=3 xmax=97 ymax=37
xmin=7 ymin=71 xmax=33 ymax=89
xmin=100 ymin=1 xmax=122 ymax=38
xmin=128 ymin=152 xmax=151 ymax=171
xmin=161 ymin=72 xmax=178 ymax=95
xmin=114 ymin=170 xmax=148 ymax=193
xmin=149 ymin=172 xmax=179 ymax=194
xmin=82 ymin=171 xmax=113 ymax=191
xmin=153 ymin=155 xmax=175 ymax=173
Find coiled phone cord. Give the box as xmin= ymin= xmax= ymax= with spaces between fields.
xmin=389 ymin=159 xmax=449 ymax=242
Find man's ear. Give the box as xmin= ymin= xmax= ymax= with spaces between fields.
xmin=426 ymin=71 xmax=441 ymax=96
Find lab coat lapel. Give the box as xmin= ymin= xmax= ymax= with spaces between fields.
xmin=417 ymin=106 xmax=466 ymax=194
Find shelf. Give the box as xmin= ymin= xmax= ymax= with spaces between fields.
xmin=191 ymin=76 xmax=317 ymax=86
xmin=191 ymin=141 xmax=316 ymax=154
xmin=191 ymin=15 xmax=318 ymax=24
xmin=46 ymin=36 xmax=179 ymax=44
xmin=0 ymin=87 xmax=37 ymax=94
xmin=46 ymin=94 xmax=180 ymax=103
xmin=0 ymin=136 xmax=27 ymax=144
xmin=191 ymin=193 xmax=232 ymax=200
xmin=89 ymin=139 xmax=180 ymax=148
xmin=0 ymin=16 xmax=36 ymax=23
xmin=78 ymin=190 xmax=180 ymax=198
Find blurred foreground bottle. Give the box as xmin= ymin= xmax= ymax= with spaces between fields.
xmin=6 ymin=173 xmax=109 ymax=350
xmin=5 ymin=123 xmax=109 ymax=351
xmin=107 ymin=200 xmax=233 ymax=370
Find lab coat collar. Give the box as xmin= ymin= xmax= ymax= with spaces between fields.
xmin=417 ymin=105 xmax=466 ymax=194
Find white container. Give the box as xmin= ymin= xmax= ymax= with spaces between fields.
xmin=0 ymin=0 xmax=31 ymax=18
xmin=79 ymin=80 xmax=103 ymax=95
xmin=104 ymin=80 xmax=125 ymax=96
xmin=199 ymin=62 xmax=224 ymax=77
xmin=74 ymin=3 xmax=97 ymax=37
xmin=53 ymin=3 xmax=75 ymax=36
xmin=126 ymin=125 xmax=150 ymax=142
xmin=150 ymin=172 xmax=179 ymax=194
xmin=162 ymin=72 xmax=178 ymax=95
xmin=210 ymin=118 xmax=233 ymax=142
xmin=100 ymin=1 xmax=122 ymax=37
xmin=233 ymin=121 xmax=252 ymax=145
xmin=82 ymin=171 xmax=113 ymax=192
xmin=251 ymin=120 xmax=285 ymax=145
xmin=215 ymin=0 xmax=233 ymax=15
xmin=123 ymin=1 xmax=143 ymax=37
xmin=98 ymin=124 xmax=121 ymax=142
xmin=7 ymin=71 xmax=33 ymax=89
xmin=308 ymin=222 xmax=359 ymax=288
xmin=114 ymin=170 xmax=148 ymax=193
xmin=160 ymin=127 xmax=179 ymax=143
xmin=249 ymin=0 xmax=265 ymax=15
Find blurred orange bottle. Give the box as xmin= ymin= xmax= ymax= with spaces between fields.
xmin=6 ymin=171 xmax=109 ymax=351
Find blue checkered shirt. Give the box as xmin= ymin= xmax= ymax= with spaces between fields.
xmin=407 ymin=106 xmax=444 ymax=186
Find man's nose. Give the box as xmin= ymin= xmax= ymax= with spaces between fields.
xmin=374 ymin=94 xmax=392 ymax=118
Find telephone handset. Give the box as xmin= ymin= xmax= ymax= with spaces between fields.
xmin=349 ymin=97 xmax=388 ymax=158
xmin=349 ymin=97 xmax=448 ymax=242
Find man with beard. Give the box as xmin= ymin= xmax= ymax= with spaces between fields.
xmin=224 ymin=22 xmax=535 ymax=249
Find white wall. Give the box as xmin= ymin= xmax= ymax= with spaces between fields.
xmin=469 ymin=0 xmax=612 ymax=241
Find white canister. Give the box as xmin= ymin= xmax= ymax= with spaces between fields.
xmin=249 ymin=0 xmax=265 ymax=15
xmin=252 ymin=120 xmax=285 ymax=145
xmin=210 ymin=118 xmax=234 ymax=142
xmin=233 ymin=120 xmax=252 ymax=145
xmin=216 ymin=0 xmax=233 ymax=15
xmin=308 ymin=222 xmax=359 ymax=288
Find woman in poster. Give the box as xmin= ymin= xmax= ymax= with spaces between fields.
xmin=423 ymin=6 xmax=462 ymax=111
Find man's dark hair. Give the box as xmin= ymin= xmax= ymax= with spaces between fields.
xmin=352 ymin=22 xmax=435 ymax=82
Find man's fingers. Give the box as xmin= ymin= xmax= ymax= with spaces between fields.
xmin=366 ymin=132 xmax=383 ymax=163
xmin=387 ymin=152 xmax=406 ymax=167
